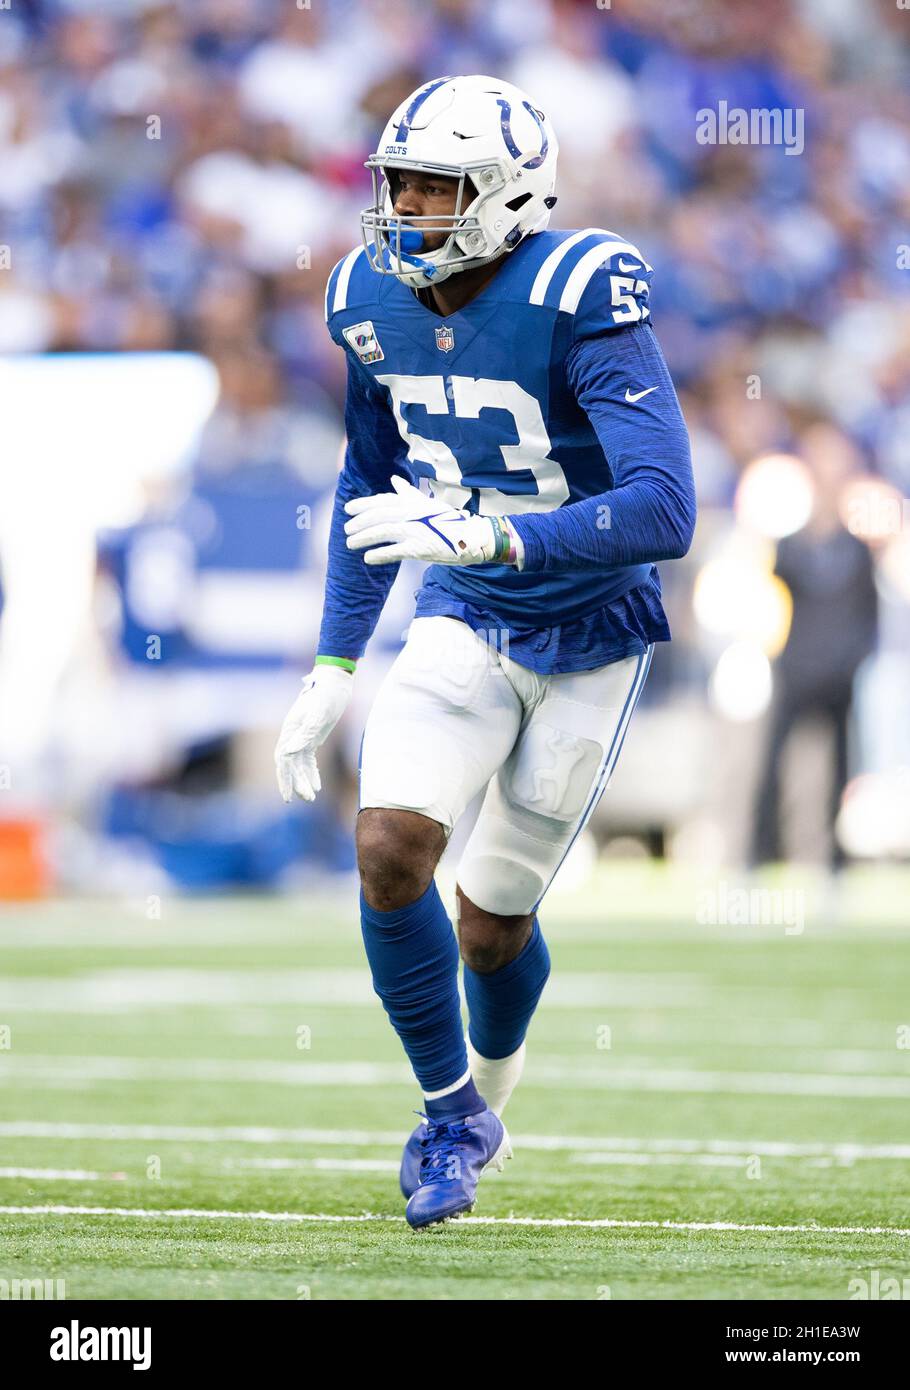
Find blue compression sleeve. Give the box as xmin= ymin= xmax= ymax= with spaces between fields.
xmin=316 ymin=362 xmax=407 ymax=661
xmin=508 ymin=324 xmax=696 ymax=572
xmin=360 ymin=881 xmax=469 ymax=1097
xmin=464 ymin=917 xmax=551 ymax=1060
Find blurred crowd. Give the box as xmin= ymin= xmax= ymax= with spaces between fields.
xmin=3 ymin=0 xmax=910 ymax=485
xmin=2 ymin=0 xmax=910 ymax=884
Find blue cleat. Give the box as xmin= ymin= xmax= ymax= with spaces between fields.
xmin=399 ymin=1118 xmax=427 ymax=1199
xmin=404 ymin=1108 xmax=511 ymax=1230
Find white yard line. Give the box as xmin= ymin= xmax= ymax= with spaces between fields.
xmin=569 ymin=1153 xmax=752 ymax=1168
xmin=234 ymin=1158 xmax=400 ymax=1173
xmin=0 ymin=1058 xmax=413 ymax=1085
xmin=1 ymin=1121 xmax=907 ymax=1161
xmin=0 ymin=1205 xmax=908 ymax=1237
xmin=2 ymin=1055 xmax=909 ymax=1097
xmin=0 ymin=1168 xmax=104 ymax=1180
xmin=0 ymin=970 xmax=710 ymax=1011
xmin=531 ymin=1065 xmax=910 ymax=1098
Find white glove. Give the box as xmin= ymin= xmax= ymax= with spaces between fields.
xmin=274 ymin=664 xmax=353 ymax=803
xmin=344 ymin=475 xmax=520 ymax=567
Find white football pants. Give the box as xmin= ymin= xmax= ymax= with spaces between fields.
xmin=359 ymin=616 xmax=652 ymax=915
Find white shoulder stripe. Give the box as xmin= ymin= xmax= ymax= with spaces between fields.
xmin=558 ymin=239 xmax=651 ymax=315
xmin=323 ymin=266 xmax=334 ymax=322
xmin=330 ymin=246 xmax=364 ymax=317
xmin=528 ymin=229 xmax=606 ymax=306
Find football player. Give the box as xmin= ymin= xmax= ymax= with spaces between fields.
xmin=275 ymin=75 xmax=695 ymax=1229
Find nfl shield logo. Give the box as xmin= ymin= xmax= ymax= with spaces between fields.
xmin=435 ymin=324 xmax=455 ymax=353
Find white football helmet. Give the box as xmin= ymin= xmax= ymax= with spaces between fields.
xmin=360 ymin=74 xmax=559 ymax=289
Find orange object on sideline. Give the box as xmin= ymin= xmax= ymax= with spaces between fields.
xmin=0 ymin=820 xmax=49 ymax=899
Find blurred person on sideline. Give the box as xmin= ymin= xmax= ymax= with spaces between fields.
xmin=750 ymin=423 xmax=878 ymax=870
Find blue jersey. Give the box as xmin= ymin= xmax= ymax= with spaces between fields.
xmin=319 ymin=227 xmax=695 ymax=673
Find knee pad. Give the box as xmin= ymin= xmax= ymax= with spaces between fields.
xmin=456 ymin=800 xmax=579 ymax=917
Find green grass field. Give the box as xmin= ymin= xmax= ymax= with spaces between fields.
xmin=1 ymin=864 xmax=908 ymax=1300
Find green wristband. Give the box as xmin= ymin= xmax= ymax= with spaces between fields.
xmin=489 ymin=516 xmax=511 ymax=563
xmin=315 ymin=655 xmax=357 ymax=673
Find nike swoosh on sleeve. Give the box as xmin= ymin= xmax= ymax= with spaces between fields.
xmin=624 ymin=386 xmax=659 ymax=403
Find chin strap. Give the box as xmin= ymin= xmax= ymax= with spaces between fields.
xmin=390 ymin=230 xmax=521 ymax=288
